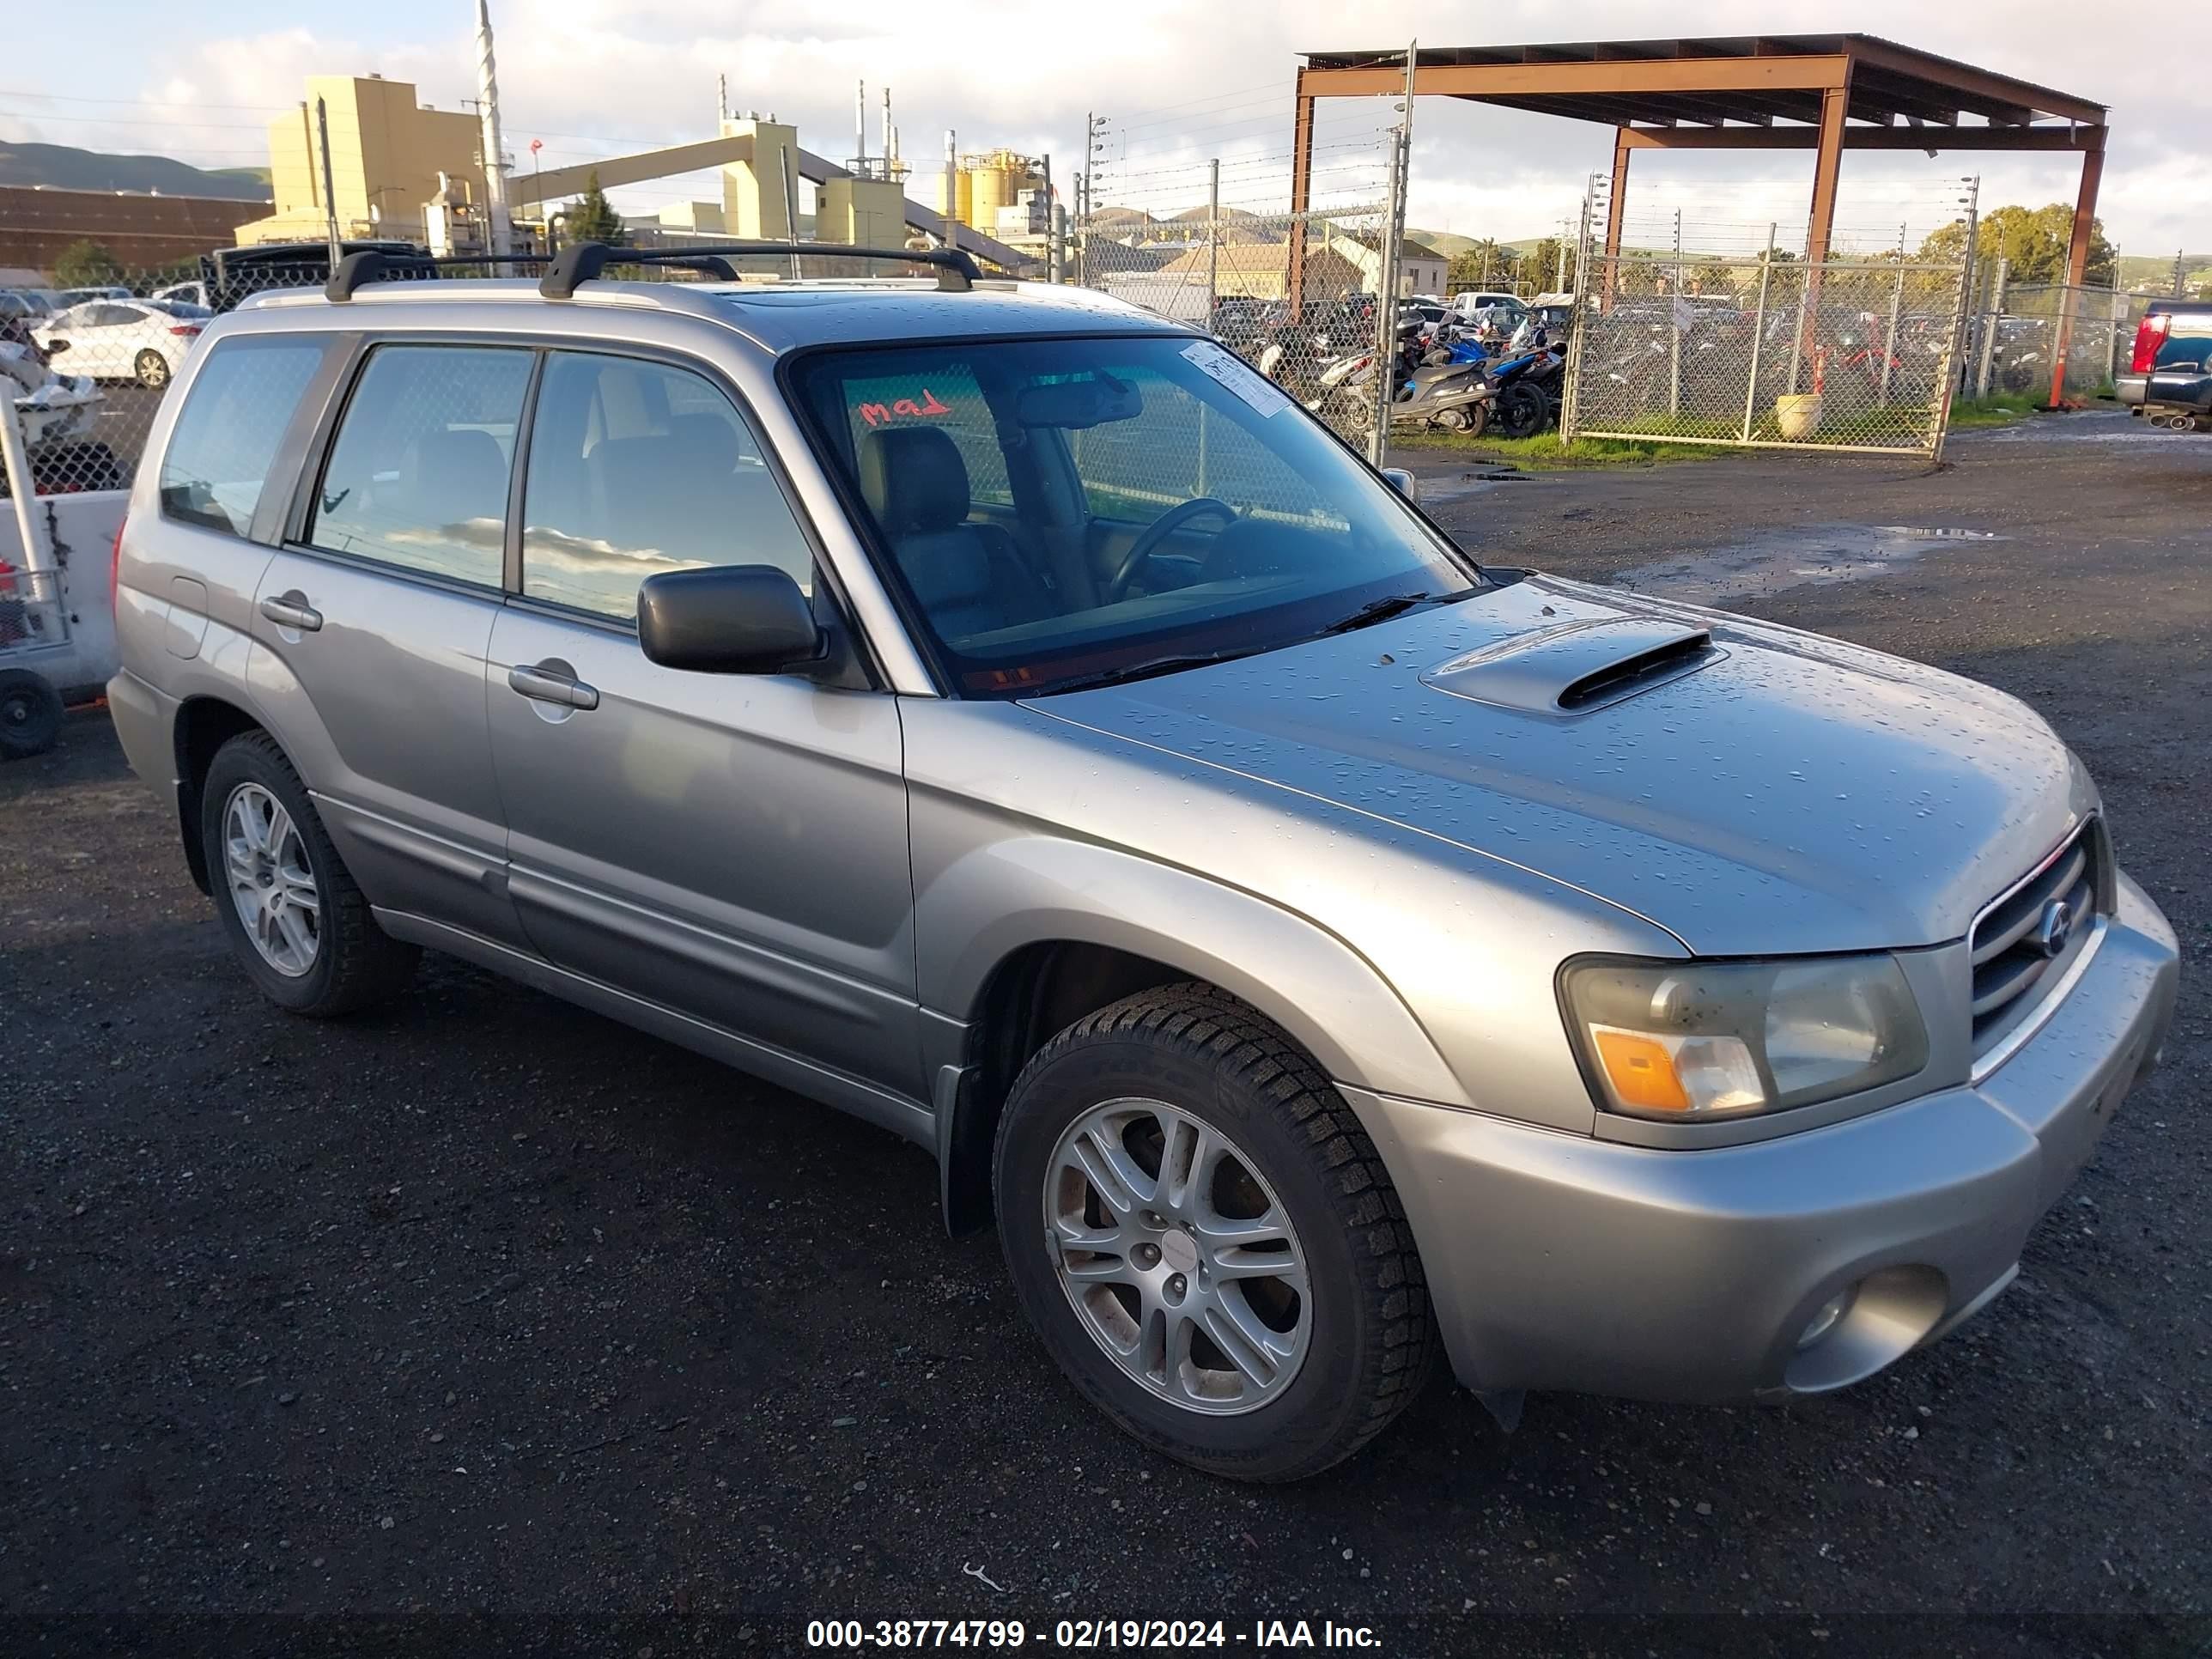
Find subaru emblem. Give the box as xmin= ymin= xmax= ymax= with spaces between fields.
xmin=2034 ymin=898 xmax=2074 ymax=959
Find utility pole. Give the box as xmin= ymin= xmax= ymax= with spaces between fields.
xmin=2176 ymin=249 xmax=2189 ymax=298
xmin=316 ymin=96 xmax=342 ymax=265
xmin=474 ymin=0 xmax=513 ymax=256
xmin=1206 ymin=157 xmax=1219 ymax=319
xmin=1042 ymin=153 xmax=1057 ymax=283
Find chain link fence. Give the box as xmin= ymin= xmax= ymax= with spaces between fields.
xmin=1564 ymin=252 xmax=1970 ymax=455
xmin=1074 ymin=205 xmax=1392 ymax=452
xmin=1960 ymin=276 xmax=2142 ymax=404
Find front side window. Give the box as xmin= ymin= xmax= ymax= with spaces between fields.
xmin=519 ymin=351 xmax=814 ymax=620
xmin=308 ymin=344 xmax=532 ymax=586
xmin=792 ymin=335 xmax=1476 ymax=696
xmin=157 ymin=336 xmax=327 ymax=537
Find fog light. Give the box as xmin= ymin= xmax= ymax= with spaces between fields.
xmin=1797 ymin=1288 xmax=1855 ymax=1351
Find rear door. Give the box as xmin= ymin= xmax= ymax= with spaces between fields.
xmin=484 ymin=347 xmax=918 ymax=1097
xmin=246 ymin=340 xmax=533 ymax=949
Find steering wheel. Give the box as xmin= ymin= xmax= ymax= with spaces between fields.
xmin=1103 ymin=497 xmax=1237 ymax=601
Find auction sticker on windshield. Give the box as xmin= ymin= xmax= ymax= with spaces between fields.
xmin=1181 ymin=339 xmax=1292 ymax=418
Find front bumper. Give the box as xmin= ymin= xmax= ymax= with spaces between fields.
xmin=1349 ymin=872 xmax=2179 ymax=1404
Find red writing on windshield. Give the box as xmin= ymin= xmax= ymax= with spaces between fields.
xmin=856 ymin=387 xmax=953 ymax=428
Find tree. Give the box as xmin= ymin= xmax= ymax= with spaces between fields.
xmin=563 ymin=172 xmax=624 ymax=246
xmin=1448 ymin=240 xmax=1510 ymax=289
xmin=1917 ymin=204 xmax=2115 ymax=286
xmin=1689 ymin=259 xmax=1739 ymax=295
xmin=55 ymin=240 xmax=125 ymax=289
xmin=1522 ymin=237 xmax=1569 ymax=293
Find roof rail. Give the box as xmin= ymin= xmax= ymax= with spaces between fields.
xmin=325 ymin=250 xmax=548 ymax=301
xmin=537 ymin=240 xmax=981 ymax=300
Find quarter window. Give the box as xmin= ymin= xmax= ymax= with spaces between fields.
xmin=518 ymin=351 xmax=813 ymax=620
xmin=308 ymin=344 xmax=532 ymax=586
xmin=156 ymin=337 xmax=327 ymax=537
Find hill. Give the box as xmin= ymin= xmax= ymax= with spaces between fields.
xmin=2115 ymin=252 xmax=2209 ymax=289
xmin=0 ymin=141 xmax=273 ymax=202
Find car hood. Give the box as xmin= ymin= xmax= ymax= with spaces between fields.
xmin=1022 ymin=574 xmax=2089 ymax=955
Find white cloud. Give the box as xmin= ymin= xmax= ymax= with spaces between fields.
xmin=14 ymin=1 xmax=2201 ymax=255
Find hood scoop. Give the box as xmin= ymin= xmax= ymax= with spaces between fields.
xmin=1421 ymin=616 xmax=1719 ymax=715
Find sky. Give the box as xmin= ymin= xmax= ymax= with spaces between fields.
xmin=6 ymin=0 xmax=2207 ymax=261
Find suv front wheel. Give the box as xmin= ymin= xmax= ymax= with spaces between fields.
xmin=995 ymin=985 xmax=1434 ymax=1481
xmin=199 ymin=731 xmax=418 ymax=1016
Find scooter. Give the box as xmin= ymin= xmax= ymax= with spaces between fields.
xmin=1322 ymin=347 xmax=1495 ymax=435
xmin=1483 ymin=343 xmax=1565 ymax=439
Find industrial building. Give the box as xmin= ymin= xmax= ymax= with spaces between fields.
xmin=230 ymin=74 xmax=490 ymax=247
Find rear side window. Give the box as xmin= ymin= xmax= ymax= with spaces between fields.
xmin=309 ymin=344 xmax=532 ymax=586
xmin=519 ymin=351 xmax=814 ymax=619
xmin=157 ymin=337 xmax=327 ymax=536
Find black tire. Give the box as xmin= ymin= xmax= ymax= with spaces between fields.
xmin=199 ymin=731 xmax=419 ymax=1016
xmin=0 ymin=668 xmax=64 ymax=759
xmin=134 ymin=349 xmax=171 ymax=389
xmin=1494 ymin=382 xmax=1547 ymax=441
xmin=994 ymin=983 xmax=1435 ymax=1482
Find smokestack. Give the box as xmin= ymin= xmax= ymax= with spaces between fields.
xmin=945 ymin=129 xmax=957 ymax=222
xmin=856 ymin=79 xmax=866 ymax=168
xmin=717 ymin=72 xmax=726 ymax=125
xmin=474 ymin=0 xmax=512 ymax=255
xmin=882 ymin=87 xmax=892 ymax=171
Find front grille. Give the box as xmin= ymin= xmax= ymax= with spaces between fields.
xmin=1969 ymin=822 xmax=2104 ymax=1053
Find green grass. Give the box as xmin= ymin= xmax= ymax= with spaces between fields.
xmin=1948 ymin=393 xmax=2046 ymax=428
xmin=1391 ymin=427 xmax=1734 ymax=471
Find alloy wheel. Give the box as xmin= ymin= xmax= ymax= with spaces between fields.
xmin=1044 ymin=1097 xmax=1311 ymax=1415
xmin=222 ymin=781 xmax=320 ymax=976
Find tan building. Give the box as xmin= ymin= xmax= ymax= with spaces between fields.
xmin=234 ymin=75 xmax=487 ymax=246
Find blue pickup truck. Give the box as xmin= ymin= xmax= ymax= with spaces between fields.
xmin=2117 ymin=297 xmax=2212 ymax=429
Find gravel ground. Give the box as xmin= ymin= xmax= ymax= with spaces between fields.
xmin=2 ymin=411 xmax=2207 ymax=1657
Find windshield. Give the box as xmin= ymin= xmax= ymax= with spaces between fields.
xmin=790 ymin=334 xmax=1478 ymax=696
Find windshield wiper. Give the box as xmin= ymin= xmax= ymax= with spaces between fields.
xmin=1316 ymin=591 xmax=1445 ymax=635
xmin=1027 ymin=648 xmax=1264 ymax=696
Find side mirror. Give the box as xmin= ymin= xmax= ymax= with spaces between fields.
xmin=1382 ymin=466 xmax=1419 ymax=504
xmin=637 ymin=564 xmax=824 ymax=675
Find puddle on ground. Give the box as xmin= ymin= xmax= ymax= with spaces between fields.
xmin=1613 ymin=523 xmax=2004 ymax=607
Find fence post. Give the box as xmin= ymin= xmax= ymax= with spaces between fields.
xmin=1 ymin=393 xmax=54 ymax=578
xmin=1206 ymin=158 xmax=1219 ymax=319
xmin=2103 ymin=283 xmax=2122 ymax=386
xmin=1880 ymin=221 xmax=1906 ymax=401
xmin=1741 ymin=223 xmax=1778 ymax=443
xmin=1975 ymin=256 xmax=2006 ymax=398
xmin=1668 ymin=207 xmax=1682 ymax=417
xmin=1367 ymin=40 xmax=1414 ymax=468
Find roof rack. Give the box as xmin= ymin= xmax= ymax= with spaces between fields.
xmin=537 ymin=240 xmax=980 ymax=299
xmin=323 ymin=240 xmax=984 ymax=305
xmin=325 ymin=250 xmax=547 ymax=301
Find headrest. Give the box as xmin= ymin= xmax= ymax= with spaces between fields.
xmin=404 ymin=428 xmax=509 ymax=525
xmin=667 ymin=413 xmax=738 ymax=475
xmin=859 ymin=425 xmax=971 ymax=536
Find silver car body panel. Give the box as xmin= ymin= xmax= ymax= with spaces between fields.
xmin=107 ymin=275 xmax=2183 ymax=1410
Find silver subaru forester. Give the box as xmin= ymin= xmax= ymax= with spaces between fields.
xmin=108 ymin=247 xmax=2179 ymax=1481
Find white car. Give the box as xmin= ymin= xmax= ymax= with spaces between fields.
xmin=30 ymin=298 xmax=208 ymax=388
xmin=151 ymin=280 xmax=212 ymax=309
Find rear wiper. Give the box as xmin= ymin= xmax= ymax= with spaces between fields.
xmin=1316 ymin=591 xmax=1443 ymax=635
xmin=1028 ymin=648 xmax=1263 ymax=696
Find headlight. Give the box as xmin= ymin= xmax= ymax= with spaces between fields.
xmin=1560 ymin=954 xmax=1929 ymax=1121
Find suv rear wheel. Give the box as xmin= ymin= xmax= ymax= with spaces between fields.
xmin=994 ymin=984 xmax=1434 ymax=1481
xmin=199 ymin=731 xmax=418 ymax=1015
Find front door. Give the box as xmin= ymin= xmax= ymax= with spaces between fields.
xmin=248 ymin=340 xmax=534 ymax=949
xmin=484 ymin=348 xmax=918 ymax=1098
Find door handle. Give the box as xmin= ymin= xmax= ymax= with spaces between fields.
xmin=258 ymin=592 xmax=322 ymax=632
xmin=507 ymin=661 xmax=599 ymax=711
